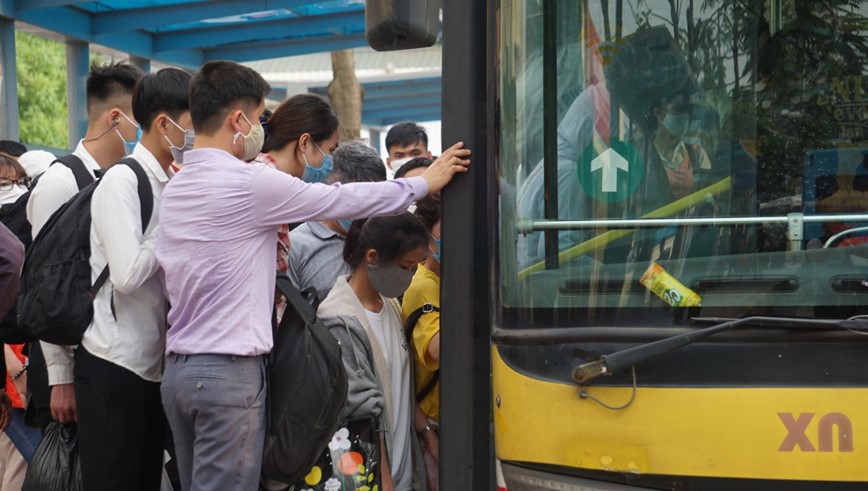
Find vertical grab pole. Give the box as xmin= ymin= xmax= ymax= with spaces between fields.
xmin=543 ymin=0 xmax=560 ymax=269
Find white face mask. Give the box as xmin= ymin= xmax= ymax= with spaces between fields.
xmin=390 ymin=157 xmax=413 ymax=171
xmin=0 ymin=185 xmax=26 ymax=206
xmin=232 ymin=113 xmax=265 ymax=161
xmin=164 ymin=117 xmax=195 ymax=165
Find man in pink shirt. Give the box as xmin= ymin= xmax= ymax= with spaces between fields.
xmin=156 ymin=61 xmax=470 ymax=491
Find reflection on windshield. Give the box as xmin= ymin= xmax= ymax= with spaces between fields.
xmin=500 ymin=0 xmax=868 ymax=321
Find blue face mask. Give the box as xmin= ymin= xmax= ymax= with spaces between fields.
xmin=661 ymin=112 xmax=690 ymax=138
xmin=339 ymin=219 xmax=353 ymax=234
xmin=116 ymin=111 xmax=142 ymax=155
xmin=431 ymin=235 xmax=441 ymax=262
xmin=301 ymin=142 xmax=333 ymax=183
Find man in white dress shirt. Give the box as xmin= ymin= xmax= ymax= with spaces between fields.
xmin=25 ymin=62 xmax=144 ymax=430
xmin=74 ymin=68 xmax=193 ymax=490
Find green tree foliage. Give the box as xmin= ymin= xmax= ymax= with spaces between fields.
xmin=16 ymin=31 xmax=68 ymax=149
xmin=631 ymin=0 xmax=867 ymax=198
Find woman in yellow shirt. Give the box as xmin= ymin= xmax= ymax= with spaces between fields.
xmin=402 ymin=197 xmax=443 ymax=490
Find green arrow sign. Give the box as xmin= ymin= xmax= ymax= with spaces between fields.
xmin=577 ymin=138 xmax=644 ymax=202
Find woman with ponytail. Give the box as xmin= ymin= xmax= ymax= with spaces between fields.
xmin=317 ymin=213 xmax=432 ymax=491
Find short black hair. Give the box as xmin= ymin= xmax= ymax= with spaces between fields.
xmin=0 ymin=140 xmax=27 ymax=157
xmin=394 ymin=156 xmax=432 ymax=179
xmin=385 ymin=122 xmax=428 ymax=152
xmin=132 ymin=68 xmax=193 ymax=131
xmin=190 ymin=61 xmax=271 ymax=136
xmin=86 ymin=62 xmax=145 ymax=114
xmin=330 ymin=141 xmax=387 ymax=184
xmin=343 ymin=213 xmax=429 ymax=269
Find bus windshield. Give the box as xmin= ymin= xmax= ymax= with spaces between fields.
xmin=498 ymin=0 xmax=868 ymax=327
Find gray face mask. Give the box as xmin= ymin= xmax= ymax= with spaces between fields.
xmin=367 ymin=262 xmax=415 ymax=299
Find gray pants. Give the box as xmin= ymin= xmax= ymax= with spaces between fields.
xmin=162 ymin=353 xmax=267 ymax=491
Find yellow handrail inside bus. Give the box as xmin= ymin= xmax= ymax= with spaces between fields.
xmin=517 ymin=177 xmax=732 ymax=280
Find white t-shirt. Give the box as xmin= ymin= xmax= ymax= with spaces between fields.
xmin=366 ymin=303 xmax=413 ymax=490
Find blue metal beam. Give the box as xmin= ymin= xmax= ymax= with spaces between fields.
xmin=362 ymin=81 xmax=441 ymax=100
xmin=66 ymin=40 xmax=88 ymax=147
xmin=0 ymin=0 xmax=14 ymax=18
xmin=15 ymin=0 xmax=92 ymax=9
xmin=205 ymin=32 xmax=367 ymax=63
xmin=129 ymin=55 xmax=151 ymax=73
xmin=91 ymin=0 xmax=322 ymax=35
xmin=13 ymin=4 xmax=205 ymax=69
xmin=15 ymin=5 xmax=90 ymax=39
xmin=92 ymin=29 xmax=153 ymax=57
xmin=154 ymin=9 xmax=364 ymax=53
xmin=0 ymin=18 xmax=19 ymax=141
xmin=364 ymin=104 xmax=441 ymax=122
xmin=364 ymin=94 xmax=441 ymax=112
xmin=313 ymin=78 xmax=442 ymax=102
xmin=153 ymin=49 xmax=205 ymax=70
xmin=374 ymin=112 xmax=442 ymax=126
xmin=268 ymin=86 xmax=288 ymax=102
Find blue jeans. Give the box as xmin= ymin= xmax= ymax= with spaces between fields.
xmin=161 ymin=353 xmax=267 ymax=491
xmin=6 ymin=408 xmax=41 ymax=462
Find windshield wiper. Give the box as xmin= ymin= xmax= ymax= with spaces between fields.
xmin=572 ymin=316 xmax=868 ymax=385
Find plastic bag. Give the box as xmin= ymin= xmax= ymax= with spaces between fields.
xmin=22 ymin=421 xmax=83 ymax=491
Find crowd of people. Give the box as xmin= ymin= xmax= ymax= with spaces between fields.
xmin=0 ymin=59 xmax=464 ymax=491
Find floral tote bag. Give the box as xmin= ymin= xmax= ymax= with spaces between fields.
xmin=294 ymin=416 xmax=382 ymax=491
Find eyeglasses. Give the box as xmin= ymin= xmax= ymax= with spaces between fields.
xmin=0 ymin=177 xmax=31 ymax=191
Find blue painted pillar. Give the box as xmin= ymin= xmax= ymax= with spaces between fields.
xmin=129 ymin=55 xmax=150 ymax=74
xmin=0 ymin=18 xmax=19 ymax=142
xmin=66 ymin=41 xmax=88 ymax=148
xmin=368 ymin=128 xmax=381 ymax=153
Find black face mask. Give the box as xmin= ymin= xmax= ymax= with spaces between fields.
xmin=367 ymin=262 xmax=415 ymax=298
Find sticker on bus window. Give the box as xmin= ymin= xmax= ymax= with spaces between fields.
xmin=640 ymin=262 xmax=701 ymax=307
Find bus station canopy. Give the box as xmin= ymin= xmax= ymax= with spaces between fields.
xmin=0 ymin=0 xmax=372 ymax=69
xmin=0 ymin=1 xmax=443 ymax=145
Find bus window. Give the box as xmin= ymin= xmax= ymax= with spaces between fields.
xmin=500 ymin=0 xmax=868 ymax=325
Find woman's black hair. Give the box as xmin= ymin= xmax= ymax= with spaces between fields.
xmin=413 ymin=196 xmax=441 ymax=232
xmin=343 ymin=213 xmax=429 ymax=269
xmin=262 ymin=93 xmax=339 ymax=153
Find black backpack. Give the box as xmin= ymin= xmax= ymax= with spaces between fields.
xmin=261 ymin=274 xmax=348 ymax=484
xmin=404 ymin=303 xmax=441 ymax=402
xmin=0 ymin=155 xmax=90 ymax=344
xmin=18 ymin=157 xmax=153 ymax=346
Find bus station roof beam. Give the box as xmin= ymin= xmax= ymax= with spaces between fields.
xmin=13 ymin=0 xmax=88 ymax=9
xmin=153 ymin=9 xmax=363 ymax=53
xmin=89 ymin=0 xmax=323 ymax=35
xmin=205 ymin=32 xmax=367 ymax=63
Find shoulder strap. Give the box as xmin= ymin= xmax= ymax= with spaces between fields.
xmin=275 ymin=273 xmax=318 ymax=327
xmin=111 ymin=158 xmax=154 ymax=234
xmin=403 ymin=303 xmax=440 ymax=342
xmin=416 ymin=370 xmax=439 ymax=403
xmin=403 ymin=303 xmax=441 ymax=403
xmin=87 ymin=158 xmax=155 ymax=299
xmin=52 ymin=154 xmax=92 ymax=191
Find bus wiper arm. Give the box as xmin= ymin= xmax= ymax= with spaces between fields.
xmin=571 ymin=316 xmax=868 ymax=385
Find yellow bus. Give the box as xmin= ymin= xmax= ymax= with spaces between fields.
xmin=428 ymin=0 xmax=868 ymax=489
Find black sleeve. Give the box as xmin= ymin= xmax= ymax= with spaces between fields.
xmin=0 ymin=221 xmax=24 ymax=320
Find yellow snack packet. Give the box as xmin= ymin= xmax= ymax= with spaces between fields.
xmin=639 ymin=262 xmax=701 ymax=307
